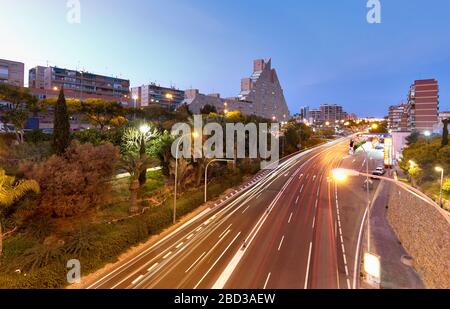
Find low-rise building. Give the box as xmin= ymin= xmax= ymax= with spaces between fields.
xmin=0 ymin=59 xmax=24 ymax=87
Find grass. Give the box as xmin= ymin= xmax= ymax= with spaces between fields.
xmin=420 ymin=181 xmax=450 ymax=211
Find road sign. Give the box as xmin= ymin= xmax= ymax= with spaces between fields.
xmin=364 ymin=252 xmax=381 ymax=288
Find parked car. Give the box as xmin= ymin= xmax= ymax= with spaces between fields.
xmin=371 ymin=168 xmax=386 ymax=179
xmin=0 ymin=123 xmax=15 ymax=133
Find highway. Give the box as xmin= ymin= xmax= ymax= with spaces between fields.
xmin=87 ymin=137 xmax=383 ymax=289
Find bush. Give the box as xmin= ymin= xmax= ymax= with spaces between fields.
xmin=443 ymin=179 xmax=450 ymax=193
xmin=24 ymin=129 xmax=52 ymax=144
xmin=22 ymin=140 xmax=119 ymax=218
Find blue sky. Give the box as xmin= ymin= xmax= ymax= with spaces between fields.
xmin=1 ymin=0 xmax=449 ymax=117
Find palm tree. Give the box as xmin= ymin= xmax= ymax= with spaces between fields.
xmin=121 ymin=122 xmax=159 ymax=186
xmin=0 ymin=169 xmax=40 ymax=263
xmin=120 ymin=154 xmax=156 ymax=214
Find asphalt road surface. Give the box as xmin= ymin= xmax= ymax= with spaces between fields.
xmin=88 ymin=137 xmax=382 ymax=289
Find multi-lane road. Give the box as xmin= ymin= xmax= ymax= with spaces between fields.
xmin=88 ymin=137 xmax=383 ymax=289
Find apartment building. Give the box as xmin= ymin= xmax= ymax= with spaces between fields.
xmin=0 ymin=59 xmax=24 ymax=87
xmin=131 ymin=83 xmax=185 ymax=110
xmin=308 ymin=109 xmax=322 ymax=124
xmin=388 ymin=103 xmax=408 ymax=132
xmin=320 ymin=104 xmax=344 ymax=123
xmin=407 ymin=79 xmax=439 ymax=132
xmin=29 ymin=66 xmax=130 ymax=102
xmin=28 ymin=66 xmax=46 ymax=89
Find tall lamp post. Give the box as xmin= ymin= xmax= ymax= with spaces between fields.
xmin=358 ymin=142 xmax=372 ymax=252
xmin=435 ymin=167 xmax=444 ymax=208
xmin=424 ymin=130 xmax=431 ymax=144
xmin=173 ymin=132 xmax=198 ymax=224
xmin=204 ymin=159 xmax=234 ymax=203
xmin=132 ymin=95 xmax=139 ymax=120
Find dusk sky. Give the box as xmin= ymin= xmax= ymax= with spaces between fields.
xmin=1 ymin=0 xmax=449 ymax=117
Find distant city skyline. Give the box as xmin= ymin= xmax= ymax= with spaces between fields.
xmin=1 ymin=0 xmax=449 ymax=117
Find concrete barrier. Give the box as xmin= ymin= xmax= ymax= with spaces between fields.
xmin=387 ymin=185 xmax=450 ymax=288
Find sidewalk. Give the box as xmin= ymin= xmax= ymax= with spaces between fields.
xmin=362 ymin=180 xmax=424 ymax=289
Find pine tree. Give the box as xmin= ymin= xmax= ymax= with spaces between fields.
xmin=53 ymin=88 xmax=71 ymax=155
xmin=442 ymin=118 xmax=449 ymax=147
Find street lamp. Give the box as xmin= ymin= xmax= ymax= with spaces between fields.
xmin=173 ymin=132 xmax=199 ymax=224
xmin=204 ymin=159 xmax=234 ymax=203
xmin=424 ymin=130 xmax=431 ymax=144
xmin=435 ymin=167 xmax=444 ymax=208
xmin=371 ymin=123 xmax=379 ymax=130
xmin=132 ymin=95 xmax=139 ymax=120
xmin=325 ymin=121 xmax=330 ymax=126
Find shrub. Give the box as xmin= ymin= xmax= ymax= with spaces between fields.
xmin=443 ymin=179 xmax=450 ymax=193
xmin=24 ymin=129 xmax=52 ymax=144
xmin=22 ymin=141 xmax=119 ymax=218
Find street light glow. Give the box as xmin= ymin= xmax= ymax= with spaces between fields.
xmin=332 ymin=168 xmax=348 ymax=182
xmin=165 ymin=93 xmax=173 ymax=100
xmin=325 ymin=121 xmax=330 ymax=126
xmin=409 ymin=160 xmax=417 ymax=168
xmin=133 ymin=95 xmax=139 ymax=100
xmin=139 ymin=124 xmax=150 ymax=134
xmin=423 ymin=130 xmax=431 ymax=137
xmin=371 ymin=123 xmax=379 ymax=130
xmin=435 ymin=166 xmax=444 ymax=173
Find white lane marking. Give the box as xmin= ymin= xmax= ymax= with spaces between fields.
xmin=241 ymin=204 xmax=252 ymax=214
xmin=295 ymin=196 xmax=299 ymax=204
xmin=313 ymin=175 xmax=317 ymax=181
xmin=312 ymin=216 xmax=316 ymax=229
xmin=175 ymin=242 xmax=184 ymax=249
xmin=131 ymin=275 xmax=144 ymax=285
xmin=162 ymin=251 xmax=172 ymax=259
xmin=147 ymin=263 xmax=159 ymax=272
xmin=194 ymin=231 xmax=241 ymax=289
xmin=219 ymin=224 xmax=233 ymax=239
xmin=304 ymin=242 xmax=313 ymax=289
xmin=288 ymin=212 xmax=293 ymax=224
xmin=300 ymin=184 xmax=304 ymax=193
xmin=196 ymin=227 xmax=202 ymax=232
xmin=187 ymin=234 xmax=194 ymax=240
xmin=219 ymin=229 xmax=231 ymax=240
xmin=299 ymin=173 xmax=304 ymax=179
xmin=278 ymin=236 xmax=285 ymax=251
xmin=284 ymin=172 xmax=290 ymax=177
xmin=185 ymin=252 xmax=206 ymax=273
xmin=352 ymin=159 xmax=356 ymax=163
xmin=263 ymin=273 xmax=271 ymax=289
